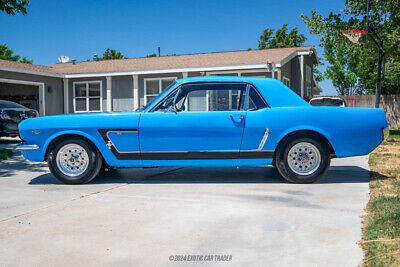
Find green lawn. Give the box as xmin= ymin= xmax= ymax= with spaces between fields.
xmin=0 ymin=148 xmax=13 ymax=161
xmin=362 ymin=129 xmax=400 ymax=266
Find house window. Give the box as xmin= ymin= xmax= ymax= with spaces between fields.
xmin=282 ymin=76 xmax=291 ymax=88
xmin=73 ymin=81 xmax=102 ymax=112
xmin=144 ymin=77 xmax=177 ymax=105
xmin=306 ymin=65 xmax=312 ymax=96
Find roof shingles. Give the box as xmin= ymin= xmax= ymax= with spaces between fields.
xmin=0 ymin=46 xmax=314 ymax=75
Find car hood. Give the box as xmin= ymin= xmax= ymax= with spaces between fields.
xmin=19 ymin=111 xmax=141 ymax=132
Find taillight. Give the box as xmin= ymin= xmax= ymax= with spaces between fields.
xmin=35 ymin=112 xmax=39 ymax=117
xmin=0 ymin=113 xmax=11 ymax=120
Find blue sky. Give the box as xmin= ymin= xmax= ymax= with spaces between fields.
xmin=0 ymin=0 xmax=344 ymax=95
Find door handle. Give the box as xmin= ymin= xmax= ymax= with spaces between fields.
xmin=230 ymin=114 xmax=244 ymax=121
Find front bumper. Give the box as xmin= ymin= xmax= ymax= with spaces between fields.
xmin=16 ymin=144 xmax=39 ymax=150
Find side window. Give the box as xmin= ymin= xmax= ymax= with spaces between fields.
xmin=247 ymin=86 xmax=267 ymax=111
xmin=153 ymin=89 xmax=177 ymax=112
xmin=174 ymin=83 xmax=247 ymax=112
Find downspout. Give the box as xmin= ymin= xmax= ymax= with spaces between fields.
xmin=300 ymin=55 xmax=305 ymax=98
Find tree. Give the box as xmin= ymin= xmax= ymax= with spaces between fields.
xmin=257 ymin=24 xmax=324 ymax=83
xmin=302 ymin=0 xmax=400 ymax=95
xmin=0 ymin=0 xmax=29 ymax=15
xmin=100 ymin=48 xmax=126 ymax=60
xmin=258 ymin=24 xmax=306 ymax=49
xmin=146 ymin=53 xmax=157 ymax=57
xmin=0 ymin=44 xmax=33 ymax=63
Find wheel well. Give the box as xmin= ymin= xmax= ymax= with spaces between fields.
xmin=273 ymin=130 xmax=336 ymax=161
xmin=45 ymin=134 xmax=101 ymax=162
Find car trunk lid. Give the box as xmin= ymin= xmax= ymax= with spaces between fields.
xmin=0 ymin=108 xmax=37 ymax=123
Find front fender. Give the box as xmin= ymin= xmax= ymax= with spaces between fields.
xmin=42 ymin=130 xmax=104 ymax=159
xmin=21 ymin=130 xmax=112 ymax=165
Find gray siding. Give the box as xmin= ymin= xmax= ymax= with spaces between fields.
xmin=241 ymin=72 xmax=271 ymax=77
xmin=112 ymin=75 xmax=133 ymax=111
xmin=187 ymin=72 xmax=202 ymax=77
xmin=287 ymin=55 xmax=315 ymax=97
xmin=280 ymin=60 xmax=292 ymax=84
xmin=290 ymin=56 xmax=302 ymax=96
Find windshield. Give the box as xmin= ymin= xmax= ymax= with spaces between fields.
xmin=310 ymin=98 xmax=344 ymax=107
xmin=138 ymin=82 xmax=176 ymax=112
xmin=0 ymin=100 xmax=26 ymax=109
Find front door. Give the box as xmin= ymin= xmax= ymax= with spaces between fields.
xmin=139 ymin=82 xmax=248 ymax=166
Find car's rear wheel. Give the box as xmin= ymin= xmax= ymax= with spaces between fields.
xmin=275 ymin=132 xmax=330 ymax=184
xmin=48 ymin=137 xmax=103 ymax=184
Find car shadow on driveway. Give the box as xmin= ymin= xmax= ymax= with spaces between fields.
xmin=0 ymin=138 xmax=21 ymax=144
xmin=28 ymin=165 xmax=370 ymax=185
xmin=0 ymin=158 xmax=47 ymax=178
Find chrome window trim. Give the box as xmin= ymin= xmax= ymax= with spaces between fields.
xmin=149 ymin=81 xmax=253 ymax=113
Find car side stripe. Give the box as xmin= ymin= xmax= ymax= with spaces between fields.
xmin=98 ymin=129 xmax=274 ymax=160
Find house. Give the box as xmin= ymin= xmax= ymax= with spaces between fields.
xmin=0 ymin=46 xmax=318 ymax=116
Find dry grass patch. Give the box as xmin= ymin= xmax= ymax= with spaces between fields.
xmin=361 ymin=129 xmax=400 ymax=266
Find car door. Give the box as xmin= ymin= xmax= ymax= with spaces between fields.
xmin=239 ymin=85 xmax=273 ymax=163
xmin=138 ymin=82 xmax=247 ymax=166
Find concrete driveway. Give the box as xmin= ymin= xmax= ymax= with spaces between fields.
xmin=0 ymin=138 xmax=369 ymax=267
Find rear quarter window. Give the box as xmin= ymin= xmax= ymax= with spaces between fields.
xmin=310 ymin=99 xmax=344 ymax=107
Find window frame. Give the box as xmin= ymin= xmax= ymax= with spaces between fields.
xmin=72 ymin=81 xmax=103 ymax=113
xmin=149 ymin=81 xmax=269 ymax=113
xmin=282 ymin=76 xmax=291 ymax=88
xmin=144 ymin=77 xmax=178 ymax=105
xmin=246 ymin=84 xmax=269 ymax=111
xmin=305 ymin=65 xmax=313 ymax=97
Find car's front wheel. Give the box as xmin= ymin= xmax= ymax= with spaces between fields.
xmin=48 ymin=137 xmax=103 ymax=184
xmin=275 ymin=132 xmax=330 ymax=184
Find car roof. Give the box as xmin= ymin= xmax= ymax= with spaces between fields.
xmin=177 ymin=76 xmax=274 ymax=84
xmin=175 ymin=76 xmax=309 ymax=108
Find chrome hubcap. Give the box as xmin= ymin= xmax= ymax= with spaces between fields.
xmin=287 ymin=142 xmax=321 ymax=175
xmin=56 ymin=144 xmax=89 ymax=177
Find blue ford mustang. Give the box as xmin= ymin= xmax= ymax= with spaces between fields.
xmin=17 ymin=76 xmax=388 ymax=184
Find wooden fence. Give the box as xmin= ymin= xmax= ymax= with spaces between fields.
xmin=340 ymin=95 xmax=400 ymax=129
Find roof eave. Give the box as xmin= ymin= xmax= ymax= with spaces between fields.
xmin=62 ymin=63 xmax=272 ymax=78
xmin=0 ymin=66 xmax=63 ymax=78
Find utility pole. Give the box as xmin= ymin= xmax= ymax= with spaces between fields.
xmin=366 ymin=0 xmax=385 ymax=108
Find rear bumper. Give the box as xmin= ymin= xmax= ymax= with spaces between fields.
xmin=0 ymin=121 xmax=19 ymax=136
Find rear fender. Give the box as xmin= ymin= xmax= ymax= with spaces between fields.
xmin=274 ymin=125 xmax=336 ymax=153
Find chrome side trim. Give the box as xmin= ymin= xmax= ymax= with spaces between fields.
xmin=257 ymin=128 xmax=270 ymax=151
xmin=16 ymin=144 xmax=39 ymax=150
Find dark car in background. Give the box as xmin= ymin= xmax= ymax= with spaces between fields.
xmin=0 ymin=100 xmax=39 ymax=137
xmin=309 ymin=97 xmax=347 ymax=107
